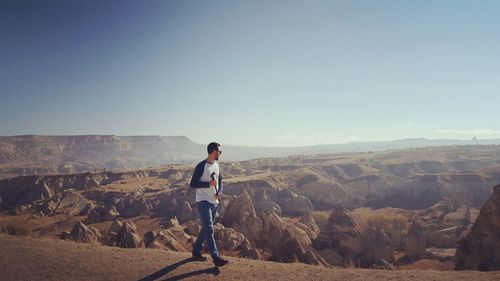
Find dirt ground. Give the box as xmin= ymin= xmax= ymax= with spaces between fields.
xmin=1 ymin=234 xmax=499 ymax=281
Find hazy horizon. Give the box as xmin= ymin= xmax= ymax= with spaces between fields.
xmin=0 ymin=133 xmax=497 ymax=149
xmin=2 ymin=0 xmax=500 ymax=147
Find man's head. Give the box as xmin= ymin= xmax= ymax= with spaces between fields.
xmin=207 ymin=142 xmax=222 ymax=161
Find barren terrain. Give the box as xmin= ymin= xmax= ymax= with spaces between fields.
xmin=1 ymin=233 xmax=498 ymax=281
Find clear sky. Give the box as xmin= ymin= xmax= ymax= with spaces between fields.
xmin=1 ymin=0 xmax=500 ymax=147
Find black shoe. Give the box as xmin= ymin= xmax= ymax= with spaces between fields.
xmin=213 ymin=257 xmax=229 ymax=267
xmin=191 ymin=252 xmax=208 ymax=261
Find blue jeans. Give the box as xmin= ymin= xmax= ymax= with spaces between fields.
xmin=192 ymin=200 xmax=219 ymax=260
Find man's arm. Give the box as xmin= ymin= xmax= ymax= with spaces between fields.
xmin=190 ymin=161 xmax=210 ymax=188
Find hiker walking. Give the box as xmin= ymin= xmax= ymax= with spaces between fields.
xmin=190 ymin=142 xmax=229 ymax=267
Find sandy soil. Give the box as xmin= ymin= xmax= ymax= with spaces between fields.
xmin=1 ymin=234 xmax=499 ymax=281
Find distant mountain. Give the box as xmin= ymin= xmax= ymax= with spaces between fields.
xmin=280 ymin=137 xmax=500 ymax=155
xmin=1 ymin=135 xmax=500 ymax=179
xmin=0 ymin=135 xmax=202 ymax=178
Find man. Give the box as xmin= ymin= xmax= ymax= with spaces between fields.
xmin=189 ymin=142 xmax=229 ymax=267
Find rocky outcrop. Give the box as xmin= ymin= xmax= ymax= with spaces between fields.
xmin=455 ymin=184 xmax=500 ymax=271
xmin=221 ymin=192 xmax=264 ymax=247
xmin=298 ymin=212 xmax=320 ymax=239
xmin=66 ymin=221 xmax=102 ymax=244
xmin=259 ymin=211 xmax=288 ymax=249
xmin=119 ymin=196 xmax=151 ymax=218
xmin=140 ymin=228 xmax=188 ymax=251
xmin=221 ymin=192 xmax=329 ymax=265
xmin=109 ymin=218 xmax=123 ymax=233
xmin=156 ymin=217 xmax=192 ymax=251
xmin=36 ymin=199 xmax=59 ymax=216
xmin=87 ymin=205 xmax=120 ymax=223
xmin=292 ymin=172 xmax=349 ymax=208
xmin=154 ymin=196 xmax=178 ymax=214
xmin=251 ymin=188 xmax=282 ymax=217
xmin=105 ymin=218 xmax=123 ymax=246
xmin=164 ymin=216 xmax=181 ymax=229
xmin=360 ymin=228 xmax=395 ymax=267
xmin=143 ymin=230 xmax=163 ymax=249
xmin=115 ymin=221 xmax=142 ymax=248
xmin=30 ymin=189 xmax=93 ymax=217
xmin=313 ymin=207 xmax=362 ymax=266
xmin=183 ymin=221 xmax=201 ymax=236
xmin=403 ymin=219 xmax=426 ymax=263
xmin=294 ymin=221 xmax=319 ymax=241
xmin=0 ymin=170 xmax=155 ymax=212
xmin=34 ymin=190 xmax=93 ymax=217
xmin=109 ymin=214 xmax=192 ymax=252
xmin=274 ymin=189 xmax=314 ymax=216
xmin=215 ymin=197 xmax=231 ymax=220
xmin=0 ymin=176 xmax=55 ymax=210
xmin=176 ymin=201 xmax=194 ymax=223
xmin=254 ymin=201 xmax=282 ymax=217
xmin=271 ymin=229 xmax=330 ymax=267
xmin=57 ymin=190 xmax=94 ymax=216
xmin=213 ymin=223 xmax=261 ymax=260
xmin=156 ymin=227 xmax=191 ymax=252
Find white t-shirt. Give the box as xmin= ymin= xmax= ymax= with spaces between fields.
xmin=195 ymin=161 xmax=220 ymax=204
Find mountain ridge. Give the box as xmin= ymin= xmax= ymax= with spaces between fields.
xmin=2 ymin=134 xmax=500 ymax=179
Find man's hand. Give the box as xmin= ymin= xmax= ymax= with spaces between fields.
xmin=215 ymin=193 xmax=223 ymax=200
xmin=209 ymin=179 xmax=217 ymax=187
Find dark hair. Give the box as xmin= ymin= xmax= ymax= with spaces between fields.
xmin=207 ymin=142 xmax=220 ymax=154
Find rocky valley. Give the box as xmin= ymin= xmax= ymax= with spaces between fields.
xmin=1 ymin=144 xmax=500 ymax=279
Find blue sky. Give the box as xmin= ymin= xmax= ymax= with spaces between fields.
xmin=1 ymin=0 xmax=500 ymax=147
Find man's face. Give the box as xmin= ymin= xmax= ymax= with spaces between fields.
xmin=215 ymin=146 xmax=222 ymax=160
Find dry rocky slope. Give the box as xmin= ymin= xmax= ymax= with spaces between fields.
xmin=1 ymin=233 xmax=499 ymax=281
xmin=1 ymin=145 xmax=500 ymax=274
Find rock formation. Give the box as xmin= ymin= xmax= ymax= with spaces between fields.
xmin=271 ymin=229 xmax=330 ymax=267
xmin=403 ymin=219 xmax=426 ymax=263
xmin=221 ymin=192 xmax=325 ymax=265
xmin=183 ymin=221 xmax=201 ymax=236
xmin=360 ymin=227 xmax=395 ymax=267
xmin=109 ymin=218 xmax=123 ymax=233
xmin=142 ymin=230 xmax=163 ymax=249
xmin=119 ymin=196 xmax=151 ymax=218
xmin=87 ymin=205 xmax=119 ymax=223
xmin=176 ymin=201 xmax=194 ymax=223
xmin=221 ymin=192 xmax=264 ymax=247
xmin=115 ymin=221 xmax=142 ymax=248
xmin=66 ymin=221 xmax=102 ymax=244
xmin=57 ymin=190 xmax=94 ymax=216
xmin=455 ymin=184 xmax=500 ymax=271
xmin=298 ymin=212 xmax=320 ymax=239
xmin=272 ymin=189 xmax=314 ymax=216
xmin=105 ymin=218 xmax=123 ymax=246
xmin=313 ymin=206 xmax=362 ymax=266
xmin=213 ymin=223 xmax=261 ymax=260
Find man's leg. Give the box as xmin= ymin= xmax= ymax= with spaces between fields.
xmin=192 ymin=201 xmax=208 ymax=260
xmin=192 ymin=222 xmax=206 ymax=255
xmin=194 ymin=201 xmax=228 ymax=266
xmin=200 ymin=202 xmax=219 ymax=260
xmin=208 ymin=203 xmax=228 ymax=266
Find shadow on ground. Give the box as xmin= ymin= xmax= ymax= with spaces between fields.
xmin=138 ymin=257 xmax=220 ymax=281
